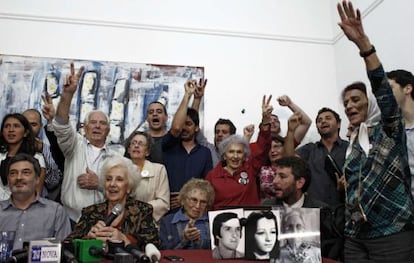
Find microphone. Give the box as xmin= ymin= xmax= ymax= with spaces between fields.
xmin=113 ymin=246 xmax=128 ymax=254
xmin=62 ymin=248 xmax=79 ymax=263
xmin=5 ymin=251 xmax=28 ymax=263
xmin=125 ymin=244 xmax=150 ymax=263
xmin=11 ymin=249 xmax=27 ymax=256
xmin=105 ymin=203 xmax=123 ymax=226
xmin=88 ymin=245 xmax=105 ymax=258
xmin=145 ymin=243 xmax=161 ymax=263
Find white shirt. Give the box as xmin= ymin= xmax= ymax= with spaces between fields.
xmin=283 ymin=194 xmax=305 ymax=208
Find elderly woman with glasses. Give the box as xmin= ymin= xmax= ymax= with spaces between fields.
xmin=124 ymin=131 xmax=170 ymax=226
xmin=159 ymin=178 xmax=215 ymax=249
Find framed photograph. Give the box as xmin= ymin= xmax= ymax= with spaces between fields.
xmin=244 ymin=209 xmax=280 ymax=260
xmin=208 ymin=209 xmax=244 ymax=259
xmin=275 ymin=207 xmax=321 ymax=263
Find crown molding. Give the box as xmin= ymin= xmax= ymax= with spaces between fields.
xmin=0 ymin=0 xmax=383 ymax=46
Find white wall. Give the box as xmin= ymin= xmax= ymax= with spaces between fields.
xmin=1 ymin=0 xmax=411 ymax=143
xmin=334 ymin=0 xmax=414 ymax=136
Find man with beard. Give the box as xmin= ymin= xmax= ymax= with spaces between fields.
xmin=296 ymin=108 xmax=348 ymax=206
xmin=162 ymin=79 xmax=212 ymax=211
xmin=262 ymin=156 xmax=326 ymax=208
xmin=262 ymin=157 xmax=346 ymax=261
xmin=0 ymin=153 xmax=71 ymax=249
xmin=146 ymin=101 xmax=169 ymax=164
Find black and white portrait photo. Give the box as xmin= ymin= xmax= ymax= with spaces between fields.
xmin=244 ymin=209 xmax=280 ymax=260
xmin=275 ymin=208 xmax=321 ymax=263
xmin=208 ymin=209 xmax=244 ymax=259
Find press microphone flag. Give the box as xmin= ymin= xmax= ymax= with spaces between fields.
xmin=29 ymin=239 xmax=63 ymax=263
xmin=104 ymin=203 xmax=123 ymax=226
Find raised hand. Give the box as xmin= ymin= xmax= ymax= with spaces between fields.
xmin=261 ymin=95 xmax=274 ymax=124
xmin=337 ymin=1 xmax=367 ymax=47
xmin=184 ymin=79 xmax=197 ymax=96
xmin=277 ymin=95 xmax=292 ymax=107
xmin=243 ymin=124 xmax=255 ymax=142
xmin=194 ymin=78 xmax=207 ymax=99
xmin=63 ymin=62 xmax=84 ymax=94
xmin=41 ymin=92 xmax=56 ymax=123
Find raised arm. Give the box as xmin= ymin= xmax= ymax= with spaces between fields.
xmin=261 ymin=95 xmax=273 ymax=130
xmin=277 ymin=95 xmax=311 ymax=143
xmin=169 ymin=80 xmax=196 ymax=137
xmin=251 ymin=95 xmax=273 ymax=169
xmin=191 ymin=78 xmax=207 ymax=112
xmin=55 ymin=63 xmax=84 ymax=123
xmin=337 ymin=0 xmax=400 ymax=134
xmin=243 ymin=124 xmax=255 ymax=142
xmin=42 ymin=93 xmax=65 ymax=172
xmin=337 ymin=0 xmax=381 ymax=71
xmin=284 ymin=112 xmax=302 ymax=157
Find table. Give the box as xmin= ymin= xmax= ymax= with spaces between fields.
xmin=160 ymin=249 xmax=341 ymax=263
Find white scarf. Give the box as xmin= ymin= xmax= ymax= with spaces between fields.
xmin=346 ymin=91 xmax=381 ymax=157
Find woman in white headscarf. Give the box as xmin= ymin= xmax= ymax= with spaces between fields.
xmin=341 ymin=79 xmax=414 ymax=260
xmin=337 ymin=2 xmax=414 ymax=261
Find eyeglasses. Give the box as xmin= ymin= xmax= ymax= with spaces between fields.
xmin=130 ymin=140 xmax=147 ymax=147
xmin=187 ymin=197 xmax=208 ymax=207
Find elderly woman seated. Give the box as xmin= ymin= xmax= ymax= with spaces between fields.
xmin=160 ymin=178 xmax=215 ymax=249
xmin=65 ymin=155 xmax=160 ymax=248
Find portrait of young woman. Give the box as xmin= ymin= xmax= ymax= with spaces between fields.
xmin=244 ymin=210 xmax=279 ymax=260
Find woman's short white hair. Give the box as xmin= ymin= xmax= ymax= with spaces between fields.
xmin=218 ymin=134 xmax=251 ymax=158
xmin=99 ymin=154 xmax=140 ymax=197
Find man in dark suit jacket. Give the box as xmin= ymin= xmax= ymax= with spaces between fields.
xmin=262 ymin=156 xmax=326 ymax=208
xmin=262 ymin=156 xmax=343 ymax=261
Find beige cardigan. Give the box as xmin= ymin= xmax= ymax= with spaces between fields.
xmin=134 ymin=160 xmax=170 ymax=224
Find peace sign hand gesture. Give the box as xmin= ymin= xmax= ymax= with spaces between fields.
xmin=63 ymin=63 xmax=84 ymax=94
xmin=261 ymin=95 xmax=273 ymax=125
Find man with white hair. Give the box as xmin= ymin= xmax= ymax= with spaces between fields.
xmin=53 ymin=63 xmax=117 ymax=223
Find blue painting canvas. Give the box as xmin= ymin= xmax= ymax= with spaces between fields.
xmin=0 ymin=54 xmax=204 ymax=149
